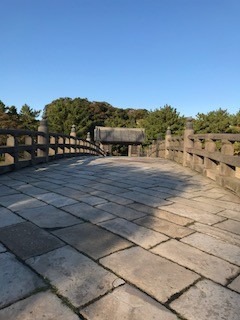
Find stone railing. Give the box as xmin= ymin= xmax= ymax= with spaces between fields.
xmin=0 ymin=117 xmax=105 ymax=174
xmin=147 ymin=118 xmax=240 ymax=196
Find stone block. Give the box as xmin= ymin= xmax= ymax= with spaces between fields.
xmin=120 ymin=191 xmax=172 ymax=207
xmin=96 ymin=202 xmax=146 ymax=220
xmin=0 ymin=291 xmax=79 ymax=320
xmin=228 ymin=275 xmax=240 ymax=293
xmin=170 ymin=279 xmax=240 ymax=320
xmin=81 ymin=284 xmax=179 ymax=320
xmin=27 ymin=246 xmax=121 ymax=308
xmin=99 ymin=218 xmax=168 ymax=249
xmin=0 ymin=207 xmax=24 ymax=228
xmin=35 ymin=192 xmax=77 ymax=207
xmin=134 ymin=215 xmax=194 ymax=238
xmin=63 ymin=202 xmax=115 ymax=223
xmin=182 ymin=232 xmax=240 ymax=265
xmin=218 ymin=209 xmax=240 ymax=222
xmin=16 ymin=205 xmax=81 ymax=228
xmin=53 ymin=222 xmax=132 ymax=259
xmin=214 ymin=219 xmax=240 ymax=235
xmin=0 ymin=194 xmax=46 ymax=211
xmin=151 ymin=239 xmax=239 ymax=285
xmin=100 ymin=246 xmax=199 ymax=303
xmin=0 ymin=222 xmax=64 ymax=260
xmin=0 ymin=252 xmax=46 ymax=308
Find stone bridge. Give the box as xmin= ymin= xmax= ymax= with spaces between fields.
xmin=0 ymin=156 xmax=240 ymax=319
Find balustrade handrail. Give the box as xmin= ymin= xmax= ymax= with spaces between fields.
xmin=0 ymin=125 xmax=105 ymax=174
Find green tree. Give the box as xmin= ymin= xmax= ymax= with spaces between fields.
xmin=194 ymin=109 xmax=232 ymax=133
xmin=19 ymin=104 xmax=40 ymax=130
xmin=141 ymin=105 xmax=185 ymax=142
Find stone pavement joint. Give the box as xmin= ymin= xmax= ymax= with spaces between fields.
xmin=0 ymin=156 xmax=240 ymax=320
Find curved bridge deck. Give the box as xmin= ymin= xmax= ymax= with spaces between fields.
xmin=0 ymin=157 xmax=240 ymax=319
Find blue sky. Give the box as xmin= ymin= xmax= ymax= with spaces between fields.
xmin=0 ymin=0 xmax=239 ymax=118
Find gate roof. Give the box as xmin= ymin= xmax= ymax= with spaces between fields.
xmin=94 ymin=126 xmax=145 ymax=144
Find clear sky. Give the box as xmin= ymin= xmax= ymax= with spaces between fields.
xmin=0 ymin=0 xmax=240 ymax=118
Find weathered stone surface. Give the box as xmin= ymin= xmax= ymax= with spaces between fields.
xmin=76 ymin=194 xmax=108 ymax=206
xmin=96 ymin=202 xmax=146 ymax=220
xmin=151 ymin=239 xmax=239 ymax=285
xmin=15 ymin=184 xmax=47 ymax=196
xmin=90 ymin=190 xmax=134 ymax=205
xmin=27 ymin=246 xmax=120 ymax=308
xmin=190 ymin=222 xmax=240 ymax=247
xmin=120 ymin=191 xmax=172 ymax=207
xmin=218 ymin=209 xmax=240 ymax=222
xmin=62 ymin=202 xmax=115 ymax=223
xmin=100 ymin=246 xmax=199 ymax=303
xmin=0 ymin=194 xmax=45 ymax=211
xmin=0 ymin=243 xmax=6 ymax=253
xmin=214 ymin=219 xmax=240 ymax=235
xmin=81 ymin=284 xmax=179 ymax=320
xmin=182 ymin=232 xmax=240 ymax=265
xmin=170 ymin=279 xmax=240 ymax=320
xmin=99 ymin=218 xmax=168 ymax=249
xmin=134 ymin=215 xmax=194 ymax=238
xmin=35 ymin=192 xmax=77 ymax=207
xmin=228 ymin=275 xmax=240 ymax=293
xmin=16 ymin=205 xmax=80 ymax=228
xmin=0 ymin=252 xmax=46 ymax=308
xmin=191 ymin=196 xmax=240 ymax=212
xmin=53 ymin=222 xmax=132 ymax=259
xmin=0 ymin=207 xmax=24 ymax=228
xmin=0 ymin=222 xmax=64 ymax=260
xmin=0 ymin=291 xmax=79 ymax=320
xmin=128 ymin=203 xmax=193 ymax=226
xmin=159 ymin=202 xmax=225 ymax=225
xmin=0 ymin=185 xmax=19 ymax=196
xmin=164 ymin=196 xmax=222 ymax=213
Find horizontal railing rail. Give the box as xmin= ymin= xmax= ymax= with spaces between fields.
xmin=0 ymin=123 xmax=105 ymax=174
xmin=147 ymin=119 xmax=240 ymax=196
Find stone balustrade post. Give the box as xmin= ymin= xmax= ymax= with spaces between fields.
xmin=70 ymin=125 xmax=77 ymax=154
xmin=86 ymin=132 xmax=91 ymax=142
xmin=183 ymin=117 xmax=194 ymax=167
xmin=220 ymin=140 xmax=234 ymax=177
xmin=37 ymin=113 xmax=49 ymax=160
xmin=5 ymin=134 xmax=17 ymax=164
xmin=165 ymin=127 xmax=171 ymax=159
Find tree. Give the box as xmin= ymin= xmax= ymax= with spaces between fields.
xmin=194 ymin=109 xmax=232 ymax=133
xmin=141 ymin=105 xmax=185 ymax=142
xmin=19 ymin=104 xmax=40 ymax=130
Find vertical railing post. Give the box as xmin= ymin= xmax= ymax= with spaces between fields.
xmin=5 ymin=134 xmax=17 ymax=165
xmin=165 ymin=127 xmax=171 ymax=159
xmin=183 ymin=117 xmax=194 ymax=167
xmin=70 ymin=125 xmax=76 ymax=154
xmin=37 ymin=113 xmax=49 ymax=161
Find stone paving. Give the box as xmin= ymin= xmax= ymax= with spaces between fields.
xmin=0 ymin=156 xmax=240 ymax=320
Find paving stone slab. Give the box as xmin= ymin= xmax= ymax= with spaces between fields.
xmin=159 ymin=202 xmax=225 ymax=225
xmin=228 ymin=275 xmax=240 ymax=293
xmin=63 ymin=202 xmax=115 ymax=223
xmin=96 ymin=202 xmax=146 ymax=220
xmin=0 ymin=194 xmax=45 ymax=211
xmin=218 ymin=209 xmax=240 ymax=222
xmin=0 ymin=185 xmax=19 ymax=196
xmin=191 ymin=196 xmax=240 ymax=212
xmin=151 ymin=239 xmax=239 ymax=285
xmin=0 ymin=243 xmax=6 ymax=253
xmin=15 ymin=184 xmax=47 ymax=196
xmin=27 ymin=246 xmax=120 ymax=308
xmin=182 ymin=232 xmax=240 ymax=265
xmin=81 ymin=284 xmax=179 ymax=320
xmin=190 ymin=222 xmax=240 ymax=247
xmin=16 ymin=205 xmax=81 ymax=228
xmin=99 ymin=218 xmax=168 ymax=249
xmin=100 ymin=246 xmax=199 ymax=303
xmin=128 ymin=203 xmax=193 ymax=226
xmin=0 ymin=252 xmax=46 ymax=308
xmin=90 ymin=190 xmax=134 ymax=205
xmin=0 ymin=222 xmax=64 ymax=260
xmin=120 ymin=191 xmax=172 ymax=207
xmin=0 ymin=291 xmax=79 ymax=320
xmin=164 ymin=196 xmax=223 ymax=214
xmin=170 ymin=279 xmax=240 ymax=320
xmin=31 ymin=181 xmax=63 ymax=190
xmin=214 ymin=219 xmax=240 ymax=236
xmin=53 ymin=222 xmax=132 ymax=259
xmin=35 ymin=192 xmax=78 ymax=207
xmin=0 ymin=207 xmax=24 ymax=228
xmin=134 ymin=215 xmax=194 ymax=239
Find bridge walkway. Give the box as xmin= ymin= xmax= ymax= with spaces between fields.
xmin=0 ymin=157 xmax=240 ymax=319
